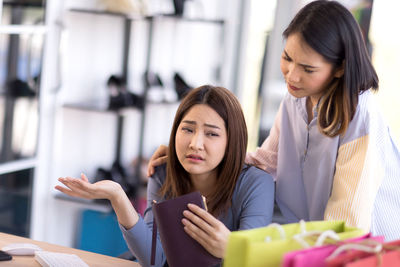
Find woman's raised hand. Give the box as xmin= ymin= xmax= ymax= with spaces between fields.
xmin=55 ymin=173 xmax=124 ymax=202
xmin=147 ymin=144 xmax=169 ymax=177
xmin=56 ymin=173 xmax=139 ymax=229
xmin=182 ymin=203 xmax=231 ymax=259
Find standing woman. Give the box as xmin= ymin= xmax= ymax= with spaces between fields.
xmin=56 ymin=85 xmax=274 ymax=267
xmin=245 ymin=0 xmax=400 ymax=240
xmin=147 ymin=1 xmax=400 ymax=241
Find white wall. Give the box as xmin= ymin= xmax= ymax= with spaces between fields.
xmin=258 ymin=0 xmax=302 ymax=132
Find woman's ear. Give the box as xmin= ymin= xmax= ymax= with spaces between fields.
xmin=334 ymin=61 xmax=345 ymax=78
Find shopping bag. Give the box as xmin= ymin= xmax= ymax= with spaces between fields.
xmin=223 ymin=220 xmax=365 ymax=267
xmin=347 ymin=250 xmax=400 ymax=267
xmin=326 ymin=239 xmax=400 ymax=267
xmin=282 ymin=234 xmax=384 ymax=267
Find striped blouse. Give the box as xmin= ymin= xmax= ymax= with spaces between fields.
xmin=246 ymin=90 xmax=400 ymax=240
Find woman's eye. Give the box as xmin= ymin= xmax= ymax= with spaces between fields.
xmin=304 ymin=69 xmax=314 ymax=73
xmin=206 ymin=132 xmax=219 ymax=137
xmin=282 ymin=56 xmax=291 ymax=62
xmin=182 ymin=127 xmax=193 ymax=133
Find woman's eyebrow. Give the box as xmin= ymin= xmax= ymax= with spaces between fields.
xmin=284 ymin=50 xmax=291 ymax=59
xmin=299 ymin=63 xmax=318 ymax=69
xmin=284 ymin=50 xmax=318 ymax=69
xmin=181 ymin=120 xmax=196 ymax=125
xmin=204 ymin=123 xmax=220 ymax=129
xmin=182 ymin=120 xmax=220 ymax=129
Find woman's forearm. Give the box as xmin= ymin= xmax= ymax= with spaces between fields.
xmin=110 ymin=191 xmax=139 ymax=230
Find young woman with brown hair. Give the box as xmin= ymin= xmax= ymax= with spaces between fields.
xmin=56 ymin=85 xmax=274 ymax=267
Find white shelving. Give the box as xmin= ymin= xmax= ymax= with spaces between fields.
xmin=0 ymin=24 xmax=47 ymax=34
xmin=0 ymin=158 xmax=37 ymax=175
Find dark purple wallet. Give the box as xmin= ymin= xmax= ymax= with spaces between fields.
xmin=151 ymin=191 xmax=221 ymax=267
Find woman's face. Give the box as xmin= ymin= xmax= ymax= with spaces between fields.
xmin=175 ymin=104 xmax=227 ymax=182
xmin=280 ymin=33 xmax=341 ymax=104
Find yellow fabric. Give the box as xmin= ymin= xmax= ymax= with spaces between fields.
xmin=324 ymin=135 xmax=384 ymax=231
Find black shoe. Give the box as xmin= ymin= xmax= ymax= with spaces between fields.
xmin=144 ymin=71 xmax=166 ymax=103
xmin=6 ymin=79 xmax=36 ymax=98
xmin=144 ymin=71 xmax=164 ymax=88
xmin=129 ymin=92 xmax=145 ymax=110
xmin=173 ymin=0 xmax=186 ymax=16
xmin=107 ymin=75 xmax=145 ymax=110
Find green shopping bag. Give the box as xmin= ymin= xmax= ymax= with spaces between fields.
xmin=223 ymin=220 xmax=365 ymax=267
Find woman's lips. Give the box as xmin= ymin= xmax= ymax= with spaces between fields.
xmin=186 ymin=154 xmax=204 ymax=162
xmin=289 ymin=84 xmax=300 ymax=91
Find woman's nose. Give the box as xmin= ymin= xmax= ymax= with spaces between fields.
xmin=189 ymin=133 xmax=204 ymax=150
xmin=287 ymin=64 xmax=300 ymax=83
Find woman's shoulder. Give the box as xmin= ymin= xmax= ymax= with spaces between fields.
xmin=341 ymin=90 xmax=383 ymax=143
xmin=151 ymin=163 xmax=167 ymax=184
xmin=231 ymin=165 xmax=275 ymax=209
xmin=236 ymin=164 xmax=274 ymax=190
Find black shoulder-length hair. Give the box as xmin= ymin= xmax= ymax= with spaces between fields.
xmin=159 ymin=85 xmax=248 ymax=216
xmin=283 ymin=0 xmax=378 ymax=137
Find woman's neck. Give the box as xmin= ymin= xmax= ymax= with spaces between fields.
xmin=190 ymin=173 xmax=217 ymax=198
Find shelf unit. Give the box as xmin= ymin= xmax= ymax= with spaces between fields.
xmin=61 ymin=8 xmax=226 ymax=198
xmin=0 ymin=0 xmax=46 ymax=237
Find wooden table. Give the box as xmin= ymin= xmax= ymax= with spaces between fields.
xmin=0 ymin=232 xmax=140 ymax=267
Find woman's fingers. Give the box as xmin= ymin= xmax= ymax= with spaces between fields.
xmin=56 ymin=177 xmax=93 ymax=199
xmin=54 ymin=184 xmax=74 ymax=195
xmin=55 ymin=182 xmax=87 ymax=198
xmin=147 ymin=145 xmax=168 ymax=177
xmin=147 ymin=156 xmax=168 ymax=176
xmin=182 ymin=218 xmax=214 ymax=249
xmin=59 ymin=177 xmax=86 ymax=191
xmin=81 ymin=173 xmax=89 ymax=182
xmin=187 ymin=203 xmax=220 ymax=228
xmin=182 ymin=207 xmax=230 ymax=258
xmin=182 ymin=209 xmax=214 ymax=236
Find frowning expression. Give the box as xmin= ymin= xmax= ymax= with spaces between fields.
xmin=175 ymin=104 xmax=227 ymax=183
xmin=280 ymin=33 xmax=342 ymax=104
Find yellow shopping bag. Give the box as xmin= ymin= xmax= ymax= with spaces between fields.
xmin=223 ymin=220 xmax=365 ymax=267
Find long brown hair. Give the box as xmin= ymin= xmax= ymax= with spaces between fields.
xmin=283 ymin=0 xmax=378 ymax=137
xmin=159 ymin=85 xmax=248 ymax=216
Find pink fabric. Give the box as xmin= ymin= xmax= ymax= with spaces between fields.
xmin=282 ymin=234 xmax=384 ymax=267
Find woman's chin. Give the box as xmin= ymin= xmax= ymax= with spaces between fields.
xmin=288 ymin=88 xmax=304 ymax=98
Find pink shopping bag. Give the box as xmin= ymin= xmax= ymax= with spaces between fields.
xmin=282 ymin=234 xmax=384 ymax=267
xmin=326 ymin=239 xmax=400 ymax=267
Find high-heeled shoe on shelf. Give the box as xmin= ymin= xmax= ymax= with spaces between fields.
xmin=107 ymin=75 xmax=145 ymax=110
xmin=6 ymin=78 xmax=36 ymax=98
xmin=173 ymin=0 xmax=187 ymax=16
xmin=144 ymin=70 xmax=163 ymax=88
xmin=144 ymin=71 xmax=166 ymax=103
xmin=174 ymin=72 xmax=192 ymax=100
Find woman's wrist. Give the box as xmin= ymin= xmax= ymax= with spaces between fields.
xmin=110 ymin=189 xmax=139 ymax=229
xmin=107 ymin=183 xmax=125 ymax=202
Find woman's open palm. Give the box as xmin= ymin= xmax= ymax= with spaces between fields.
xmin=55 ymin=174 xmax=122 ymax=201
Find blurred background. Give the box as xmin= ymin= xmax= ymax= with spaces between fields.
xmin=0 ymin=0 xmax=398 ymax=258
